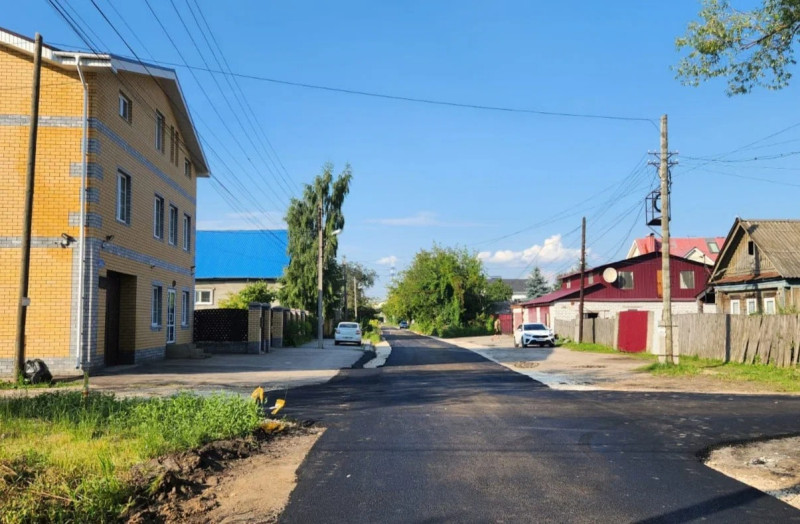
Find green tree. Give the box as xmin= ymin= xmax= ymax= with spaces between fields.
xmin=383 ymin=245 xmax=495 ymax=333
xmin=278 ymin=163 xmax=352 ymax=317
xmin=342 ymin=261 xmax=378 ymax=321
xmin=218 ymin=281 xmax=276 ymax=309
xmin=485 ymin=279 xmax=513 ymax=305
xmin=525 ymin=267 xmax=551 ymax=299
xmin=676 ymin=0 xmax=800 ymax=95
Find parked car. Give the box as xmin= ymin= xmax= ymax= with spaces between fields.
xmin=398 ymin=320 xmax=409 ymax=329
xmin=334 ymin=322 xmax=362 ymax=345
xmin=514 ymin=323 xmax=555 ymax=348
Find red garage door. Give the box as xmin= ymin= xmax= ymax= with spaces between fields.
xmin=499 ymin=314 xmax=513 ymax=334
xmin=618 ymin=310 xmax=648 ymax=353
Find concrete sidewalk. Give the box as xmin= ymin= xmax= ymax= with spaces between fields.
xmin=62 ymin=339 xmax=366 ymax=398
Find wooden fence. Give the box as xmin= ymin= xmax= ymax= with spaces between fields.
xmin=675 ymin=314 xmax=800 ymax=367
xmin=554 ymin=318 xmax=615 ymax=347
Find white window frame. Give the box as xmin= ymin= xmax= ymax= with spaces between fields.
xmin=182 ymin=214 xmax=191 ymax=251
xmin=746 ymin=298 xmax=758 ymax=315
xmin=764 ymin=297 xmax=776 ymax=315
xmin=151 ymin=285 xmax=163 ymax=327
xmin=619 ymin=271 xmax=634 ymax=290
xmin=168 ymin=204 xmax=178 ymax=246
xmin=166 ymin=289 xmax=176 ymax=343
xmin=181 ymin=291 xmax=190 ymax=326
xmin=155 ymin=111 xmax=165 ymax=153
xmin=679 ymin=271 xmax=695 ymax=290
xmin=153 ymin=195 xmax=164 ymax=240
xmin=730 ymin=299 xmax=741 ymax=315
xmin=195 ymin=289 xmax=213 ymax=305
xmin=119 ymin=92 xmax=132 ymax=123
xmin=184 ymin=158 xmax=192 ymax=178
xmin=116 ymin=171 xmax=131 ymax=225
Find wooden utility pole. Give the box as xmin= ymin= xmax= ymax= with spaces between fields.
xmin=317 ymin=201 xmax=324 ymax=349
xmin=578 ymin=217 xmax=586 ymax=343
xmin=342 ymin=255 xmax=347 ymax=320
xmin=15 ymin=33 xmax=43 ymax=378
xmin=354 ymin=275 xmax=358 ymax=321
xmin=660 ymin=114 xmax=674 ymax=364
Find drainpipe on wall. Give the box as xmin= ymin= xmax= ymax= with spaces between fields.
xmin=75 ymin=57 xmax=88 ymax=368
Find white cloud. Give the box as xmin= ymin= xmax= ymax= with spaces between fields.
xmin=197 ymin=211 xmax=286 ymax=230
xmin=367 ymin=211 xmax=485 ymax=228
xmin=377 ymin=255 xmax=398 ymax=266
xmin=477 ymin=234 xmax=582 ymax=266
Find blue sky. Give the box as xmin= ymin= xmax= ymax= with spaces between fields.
xmin=5 ymin=1 xmax=799 ymax=299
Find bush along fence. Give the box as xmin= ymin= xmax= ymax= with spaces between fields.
xmin=675 ymin=314 xmax=800 ymax=367
xmin=193 ymin=305 xmax=311 ymax=354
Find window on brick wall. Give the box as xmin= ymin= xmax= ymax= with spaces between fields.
xmin=151 ymin=285 xmax=163 ymax=327
xmin=169 ymin=125 xmax=177 ymax=165
xmin=155 ymin=111 xmax=165 ymax=153
xmin=183 ymin=214 xmax=191 ymax=251
xmin=153 ymin=195 xmax=164 ymax=240
xmin=679 ymin=271 xmax=695 ymax=289
xmin=168 ymin=205 xmax=178 ymax=246
xmin=195 ymin=289 xmax=213 ymax=305
xmin=184 ymin=158 xmax=192 ymax=178
xmin=116 ymin=170 xmax=131 ymax=225
xmin=119 ymin=92 xmax=132 ymax=123
xmin=182 ymin=291 xmax=190 ymax=326
xmin=618 ymin=271 xmax=634 ymax=290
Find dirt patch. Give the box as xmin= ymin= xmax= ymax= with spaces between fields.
xmin=126 ymin=423 xmax=323 ymax=523
xmin=706 ymin=436 xmax=800 ymax=510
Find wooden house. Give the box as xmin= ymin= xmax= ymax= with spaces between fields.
xmin=709 ymin=219 xmax=800 ymax=315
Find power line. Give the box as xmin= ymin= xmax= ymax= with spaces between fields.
xmin=48 ymin=40 xmax=658 ymax=126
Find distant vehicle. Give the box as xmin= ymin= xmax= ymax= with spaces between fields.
xmin=398 ymin=320 xmax=409 ymax=329
xmin=514 ymin=323 xmax=555 ymax=348
xmin=334 ymin=322 xmax=362 ymax=346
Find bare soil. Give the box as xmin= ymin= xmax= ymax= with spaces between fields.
xmin=125 ymin=425 xmax=323 ymax=523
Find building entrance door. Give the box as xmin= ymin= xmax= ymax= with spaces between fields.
xmin=167 ymin=289 xmax=176 ymax=344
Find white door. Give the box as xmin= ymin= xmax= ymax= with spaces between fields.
xmin=167 ymin=289 xmax=176 ymax=343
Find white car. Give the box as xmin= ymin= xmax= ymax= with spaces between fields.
xmin=334 ymin=322 xmax=362 ymax=346
xmin=514 ymin=323 xmax=555 ymax=348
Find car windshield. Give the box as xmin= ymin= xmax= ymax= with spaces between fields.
xmin=523 ymin=323 xmax=546 ymax=331
xmin=338 ymin=323 xmax=359 ymax=329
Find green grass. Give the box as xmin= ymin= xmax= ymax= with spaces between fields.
xmin=639 ymin=355 xmax=800 ymax=391
xmin=0 ymin=391 xmax=261 ymax=522
xmin=560 ymin=341 xmax=657 ymax=360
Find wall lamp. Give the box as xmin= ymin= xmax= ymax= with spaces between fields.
xmin=101 ymin=234 xmax=114 ymax=248
xmin=59 ymin=233 xmax=76 ymax=248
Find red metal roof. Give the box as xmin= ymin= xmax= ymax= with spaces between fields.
xmin=520 ymin=287 xmax=583 ymax=307
xmin=632 ymin=235 xmax=726 ymax=262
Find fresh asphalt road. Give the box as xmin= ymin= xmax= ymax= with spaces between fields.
xmin=280 ymin=329 xmax=800 ymax=523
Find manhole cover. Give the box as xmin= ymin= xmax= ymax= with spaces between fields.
xmin=513 ymin=361 xmax=540 ymax=369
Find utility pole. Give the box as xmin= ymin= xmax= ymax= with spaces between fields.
xmin=354 ymin=275 xmax=358 ymax=321
xmin=317 ymin=201 xmax=324 ymax=349
xmin=660 ymin=114 xmax=674 ymax=364
xmin=342 ymin=255 xmax=347 ymax=320
xmin=15 ymin=33 xmax=43 ymax=378
xmin=578 ymin=216 xmax=586 ymax=343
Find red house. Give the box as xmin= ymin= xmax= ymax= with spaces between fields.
xmin=516 ymin=252 xmax=712 ymax=353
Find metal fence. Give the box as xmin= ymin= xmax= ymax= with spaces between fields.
xmin=193 ymin=308 xmax=248 ymax=342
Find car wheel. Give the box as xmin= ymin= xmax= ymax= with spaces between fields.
xmin=334 ymin=341 xmax=340 ymax=345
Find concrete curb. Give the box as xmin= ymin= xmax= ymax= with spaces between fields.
xmin=363 ymin=340 xmax=392 ymax=368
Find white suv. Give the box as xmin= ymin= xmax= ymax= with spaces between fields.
xmin=514 ymin=323 xmax=555 ymax=348
xmin=334 ymin=322 xmax=362 ymax=346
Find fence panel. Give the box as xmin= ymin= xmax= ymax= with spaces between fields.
xmin=554 ymin=319 xmax=575 ymax=340
xmin=675 ymin=313 xmax=800 ymax=367
xmin=193 ymin=308 xmax=249 ymax=342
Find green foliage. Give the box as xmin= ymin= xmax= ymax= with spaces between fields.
xmin=284 ymin=318 xmax=314 ymax=347
xmin=486 ymin=279 xmax=513 ymax=304
xmin=676 ymin=0 xmax=800 ymax=94
xmin=384 ymin=245 xmax=501 ymax=335
xmin=361 ymin=319 xmax=382 ymax=344
xmin=342 ymin=261 xmax=378 ymax=321
xmin=0 ymin=392 xmax=261 ymax=522
xmin=218 ymin=280 xmax=276 ymax=309
xmin=526 ymin=267 xmax=551 ymax=299
xmin=640 ymin=355 xmax=800 ymax=391
xmin=279 ymin=163 xmax=352 ymax=318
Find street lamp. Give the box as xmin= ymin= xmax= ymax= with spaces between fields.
xmin=317 ymin=201 xmax=341 ymax=349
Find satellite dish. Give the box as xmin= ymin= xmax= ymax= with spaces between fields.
xmin=602 ymin=267 xmax=618 ymax=283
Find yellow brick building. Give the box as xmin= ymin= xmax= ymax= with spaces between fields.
xmin=0 ymin=28 xmax=209 ymax=376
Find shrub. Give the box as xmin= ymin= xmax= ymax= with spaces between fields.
xmin=284 ymin=319 xmax=313 ymax=347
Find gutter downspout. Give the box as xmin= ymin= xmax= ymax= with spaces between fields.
xmin=75 ymin=58 xmax=88 ymax=368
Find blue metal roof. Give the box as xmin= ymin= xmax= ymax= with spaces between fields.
xmin=195 ymin=230 xmax=289 ymax=279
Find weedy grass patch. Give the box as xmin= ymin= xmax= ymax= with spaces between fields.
xmin=561 ymin=341 xmax=657 ymax=360
xmin=0 ymin=391 xmax=261 ymax=523
xmin=640 ymin=356 xmax=800 ymax=391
